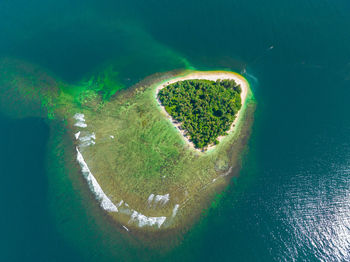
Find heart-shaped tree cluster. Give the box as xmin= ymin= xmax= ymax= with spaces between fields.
xmin=158 ymin=79 xmax=242 ymax=149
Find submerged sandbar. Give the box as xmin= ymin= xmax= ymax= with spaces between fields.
xmin=66 ymin=69 xmax=254 ymax=244
xmin=0 ymin=59 xmax=255 ymax=247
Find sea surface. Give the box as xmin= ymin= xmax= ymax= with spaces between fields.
xmin=1 ymin=0 xmax=350 ymax=261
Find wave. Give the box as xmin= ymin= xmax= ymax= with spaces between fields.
xmin=74 ymin=113 xmax=170 ymax=228
xmin=129 ymin=211 xmax=166 ymax=228
xmin=76 ymin=147 xmax=118 ymax=212
xmin=148 ymin=193 xmax=170 ymax=206
xmin=171 ymin=204 xmax=179 ymax=218
xmin=74 ymin=113 xmax=87 ymax=128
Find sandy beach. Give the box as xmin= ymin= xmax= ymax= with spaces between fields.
xmin=155 ymin=71 xmax=249 ymax=152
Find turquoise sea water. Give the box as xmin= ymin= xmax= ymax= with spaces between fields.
xmin=1 ymin=0 xmax=350 ymax=261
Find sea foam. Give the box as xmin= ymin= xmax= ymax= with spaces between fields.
xmin=74 ymin=113 xmax=87 ymax=128
xmin=76 ymin=147 xmax=118 ymax=212
xmin=172 ymin=204 xmax=179 ymax=218
xmin=74 ymin=113 xmax=168 ymax=228
xmin=148 ymin=194 xmax=155 ymax=204
xmin=148 ymin=193 xmax=170 ymax=206
xmin=155 ymin=194 xmax=170 ymax=205
xmin=73 ymin=113 xmax=85 ymax=122
xmin=79 ymin=132 xmax=96 ymax=147
xmin=129 ymin=211 xmax=166 ymax=228
xmin=75 ymin=131 xmax=81 ymax=140
xmin=76 ymin=148 xmax=167 ymax=227
xmin=74 ymin=122 xmax=87 ymax=128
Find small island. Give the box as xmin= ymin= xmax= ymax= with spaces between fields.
xmin=0 ymin=59 xmax=255 ymax=246
xmin=158 ymin=79 xmax=242 ymax=149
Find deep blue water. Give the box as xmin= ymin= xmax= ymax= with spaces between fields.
xmin=0 ymin=116 xmax=82 ymax=261
xmin=1 ymin=0 xmax=350 ymax=261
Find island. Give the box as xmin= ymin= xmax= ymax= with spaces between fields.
xmin=0 ymin=59 xmax=255 ymax=246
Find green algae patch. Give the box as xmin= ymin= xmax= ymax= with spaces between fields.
xmin=0 ymin=58 xmax=255 ymax=245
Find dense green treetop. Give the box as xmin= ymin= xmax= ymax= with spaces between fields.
xmin=158 ymin=79 xmax=242 ymax=149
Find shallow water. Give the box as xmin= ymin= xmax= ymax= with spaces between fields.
xmin=1 ymin=0 xmax=350 ymax=261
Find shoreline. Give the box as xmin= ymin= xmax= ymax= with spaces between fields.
xmin=155 ymin=70 xmax=249 ymax=152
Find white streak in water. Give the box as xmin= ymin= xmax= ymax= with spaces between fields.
xmin=79 ymin=133 xmax=96 ymax=142
xmin=73 ymin=117 xmax=168 ymax=228
xmin=129 ymin=211 xmax=166 ymax=228
xmin=148 ymin=193 xmax=170 ymax=206
xmin=117 ymin=201 xmax=167 ymax=228
xmin=147 ymin=194 xmax=170 ymax=206
xmin=172 ymin=204 xmax=179 ymax=218
xmin=212 ymin=167 xmax=233 ymax=183
xmin=74 ymin=122 xmax=87 ymax=128
xmin=74 ymin=113 xmax=85 ymax=122
xmin=154 ymin=194 xmax=170 ymax=205
xmin=75 ymin=131 xmax=81 ymax=140
xmin=78 ymin=132 xmax=96 ymax=147
xmin=76 ymin=147 xmax=118 ymax=212
xmin=79 ymin=140 xmax=95 ymax=147
xmin=74 ymin=113 xmax=87 ymax=128
xmin=148 ymin=194 xmax=155 ymax=204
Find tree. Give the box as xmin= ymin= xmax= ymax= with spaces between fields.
xmin=158 ymin=79 xmax=242 ymax=149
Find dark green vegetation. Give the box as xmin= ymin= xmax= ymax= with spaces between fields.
xmin=158 ymin=79 xmax=242 ymax=149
